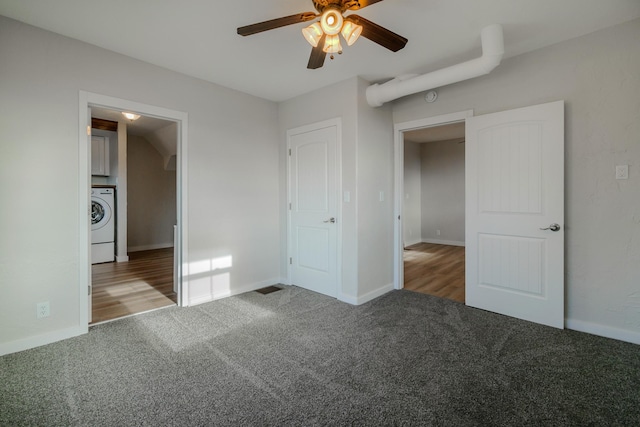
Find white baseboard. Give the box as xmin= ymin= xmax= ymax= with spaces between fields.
xmin=188 ymin=277 xmax=283 ymax=307
xmin=565 ymin=318 xmax=640 ymax=345
xmin=128 ymin=243 xmax=173 ymax=253
xmin=0 ymin=326 xmax=86 ymax=357
xmin=421 ymin=238 xmax=466 ymax=247
xmin=403 ymin=239 xmax=422 ymax=247
xmin=116 ymin=255 xmax=129 ymax=262
xmin=339 ymin=283 xmax=394 ymax=306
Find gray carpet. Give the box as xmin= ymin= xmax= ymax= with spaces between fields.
xmin=1 ymin=287 xmax=639 ymax=426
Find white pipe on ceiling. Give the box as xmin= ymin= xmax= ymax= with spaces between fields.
xmin=365 ymin=24 xmax=504 ymax=107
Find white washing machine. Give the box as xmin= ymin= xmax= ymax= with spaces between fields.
xmin=91 ymin=187 xmax=115 ymax=264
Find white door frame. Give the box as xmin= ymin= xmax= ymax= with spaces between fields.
xmin=393 ymin=110 xmax=473 ymax=289
xmin=286 ymin=118 xmax=343 ymax=296
xmin=78 ymin=91 xmax=189 ymax=329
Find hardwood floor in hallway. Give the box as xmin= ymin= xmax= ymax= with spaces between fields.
xmin=403 ymin=243 xmax=465 ymax=303
xmin=91 ymin=248 xmax=177 ymax=324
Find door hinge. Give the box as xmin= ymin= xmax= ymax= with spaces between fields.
xmin=289 ymin=257 xmax=292 ymax=265
xmin=289 ymin=203 xmax=292 ymax=210
xmin=88 ymin=285 xmax=92 ymax=295
xmin=398 ymin=215 xmax=401 ymax=220
xmin=289 ymin=149 xmax=291 ymax=156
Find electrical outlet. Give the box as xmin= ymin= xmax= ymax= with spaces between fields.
xmin=436 ymin=229 xmax=441 ymax=236
xmin=37 ymin=302 xmax=50 ymax=319
xmin=615 ymin=165 xmax=628 ymax=180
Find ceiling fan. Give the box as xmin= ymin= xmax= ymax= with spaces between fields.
xmin=237 ymin=0 xmax=408 ymax=69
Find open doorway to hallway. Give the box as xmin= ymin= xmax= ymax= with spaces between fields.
xmin=401 ymin=122 xmax=466 ymax=303
xmin=90 ymin=107 xmax=179 ymax=323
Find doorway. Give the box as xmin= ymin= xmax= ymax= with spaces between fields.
xmin=400 ymin=120 xmax=467 ymax=303
xmin=78 ymin=91 xmax=189 ymax=328
xmin=90 ymin=107 xmax=179 ymax=323
xmin=394 ymin=103 xmax=564 ymax=328
xmin=393 ymin=110 xmax=472 ymax=295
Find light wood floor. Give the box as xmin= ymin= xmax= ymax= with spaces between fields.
xmin=91 ymin=248 xmax=177 ymax=324
xmin=404 ymin=243 xmax=465 ymax=303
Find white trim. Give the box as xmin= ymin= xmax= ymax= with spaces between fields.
xmin=339 ymin=283 xmax=394 ymax=306
xmin=177 ymin=116 xmax=189 ymax=306
xmin=421 ymin=239 xmax=466 ymax=247
xmin=0 ymin=326 xmax=85 ymax=357
xmin=566 ymin=318 xmax=640 ymax=346
xmin=188 ymin=278 xmax=283 ymax=306
xmin=393 ymin=110 xmax=473 ymax=291
xmin=128 ymin=243 xmax=174 ymax=253
xmin=79 ymin=91 xmax=189 ymax=326
xmin=79 ymin=93 xmax=91 ymax=329
xmin=115 ymin=120 xmax=129 ymax=261
xmin=286 ymin=118 xmax=343 ymax=299
xmin=90 ymin=305 xmax=175 ymax=327
xmin=403 ymin=239 xmax=422 ymax=247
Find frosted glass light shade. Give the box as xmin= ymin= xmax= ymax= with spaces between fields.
xmin=341 ymin=21 xmax=363 ymax=46
xmin=320 ymin=8 xmax=344 ymax=36
xmin=323 ymin=34 xmax=343 ymax=54
xmin=122 ymin=112 xmax=140 ymax=121
xmin=302 ymin=22 xmax=323 ymax=47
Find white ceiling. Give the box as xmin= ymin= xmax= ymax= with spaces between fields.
xmin=91 ymin=107 xmax=174 ymax=136
xmin=404 ymin=122 xmax=465 ymax=144
xmin=2 ymin=1 xmax=639 ymax=102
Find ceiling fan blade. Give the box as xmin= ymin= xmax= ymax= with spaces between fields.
xmin=345 ymin=0 xmax=384 ymax=11
xmin=237 ymin=12 xmax=317 ymax=36
xmin=307 ymin=34 xmax=327 ymax=69
xmin=345 ymin=15 xmax=407 ymax=52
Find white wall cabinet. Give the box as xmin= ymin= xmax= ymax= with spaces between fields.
xmin=91 ymin=135 xmax=110 ymax=176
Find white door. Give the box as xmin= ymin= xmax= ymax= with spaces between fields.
xmin=466 ymin=101 xmax=564 ymax=328
xmin=288 ymin=121 xmax=339 ymax=297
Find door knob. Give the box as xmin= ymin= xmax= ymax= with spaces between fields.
xmin=540 ymin=223 xmax=561 ymax=232
xmin=323 ymin=217 xmax=336 ymax=223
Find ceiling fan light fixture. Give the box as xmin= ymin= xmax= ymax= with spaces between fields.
xmin=302 ymin=22 xmax=323 ymax=47
xmin=341 ymin=21 xmax=363 ymax=46
xmin=320 ymin=8 xmax=344 ymax=35
xmin=323 ymin=34 xmax=343 ymax=54
xmin=237 ymin=0 xmax=409 ymax=70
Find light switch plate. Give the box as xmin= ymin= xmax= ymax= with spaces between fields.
xmin=616 ymin=165 xmax=628 ymax=180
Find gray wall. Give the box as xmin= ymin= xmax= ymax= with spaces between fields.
xmin=392 ymin=18 xmax=640 ymax=340
xmin=403 ymin=141 xmax=422 ymax=246
xmin=127 ymin=135 xmax=177 ymax=251
xmin=356 ymin=77 xmax=394 ymax=299
xmin=279 ymin=78 xmax=359 ymax=299
xmin=420 ymin=140 xmax=465 ymax=245
xmin=0 ymin=16 xmax=280 ymax=353
xmin=279 ymin=77 xmax=394 ymax=303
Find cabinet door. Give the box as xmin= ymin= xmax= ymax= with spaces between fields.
xmin=91 ymin=135 xmax=109 ymax=176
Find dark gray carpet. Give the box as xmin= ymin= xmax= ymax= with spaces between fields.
xmin=1 ymin=287 xmax=639 ymax=426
